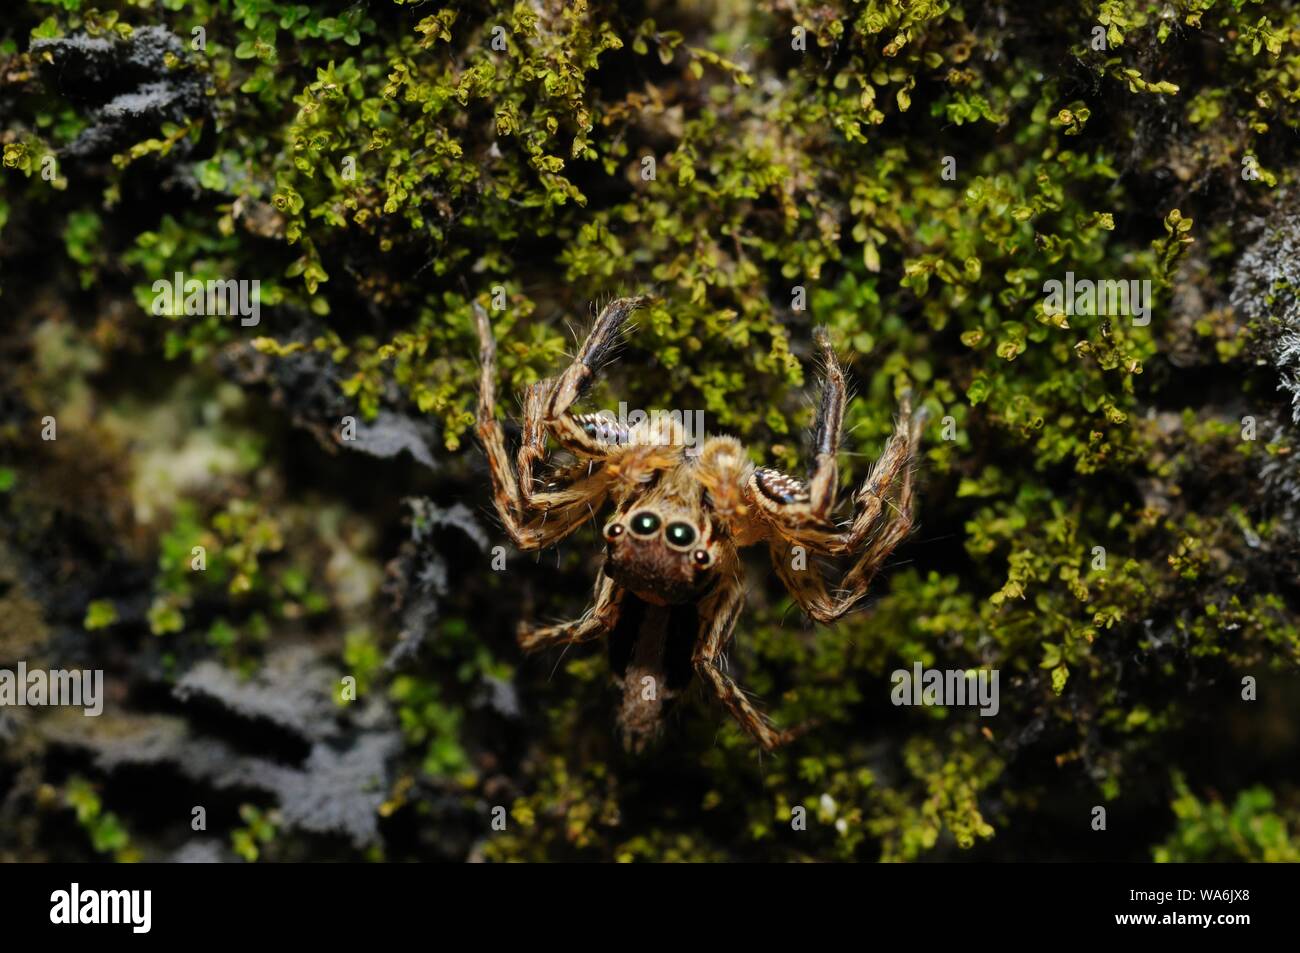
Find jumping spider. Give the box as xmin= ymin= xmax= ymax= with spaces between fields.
xmin=475 ymin=297 xmax=925 ymax=752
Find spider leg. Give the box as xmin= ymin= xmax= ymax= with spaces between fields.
xmin=515 ymin=379 xmax=550 ymax=510
xmin=518 ymin=570 xmax=624 ymax=652
xmin=748 ymin=390 xmax=925 ymax=556
xmin=767 ymin=423 xmax=921 ymax=623
xmin=541 ymin=296 xmax=650 ymax=459
xmin=474 ymin=304 xmax=612 ymax=550
xmin=807 ymin=326 xmax=845 ymax=520
xmin=734 ymin=328 xmax=844 ymax=544
xmin=768 ymin=536 xmax=859 ymax=624
xmin=832 ymin=391 xmax=926 ymax=555
xmin=691 ymin=566 xmax=808 ymax=751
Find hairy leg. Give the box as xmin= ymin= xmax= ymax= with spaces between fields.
xmin=475 ymin=304 xmax=612 ymax=550
xmin=749 ymin=391 xmax=925 ymax=556
xmin=691 ymin=567 xmax=805 ymax=751
xmin=518 ymin=570 xmax=624 ymax=652
xmin=830 ymin=391 xmax=926 ymax=554
xmin=767 ymin=444 xmax=920 ymax=624
xmin=542 ymin=296 xmax=651 ymax=458
xmin=807 ymin=326 xmax=846 ymax=520
xmin=740 ymin=328 xmax=845 ymax=542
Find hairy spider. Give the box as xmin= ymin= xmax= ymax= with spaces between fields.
xmin=474 ymin=297 xmax=926 ymax=752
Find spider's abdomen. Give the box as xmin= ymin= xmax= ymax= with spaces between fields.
xmin=608 ymin=595 xmax=697 ymax=753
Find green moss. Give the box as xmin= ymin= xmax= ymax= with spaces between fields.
xmin=1155 ymin=775 xmax=1300 ymax=862
xmin=63 ymin=776 xmax=137 ymax=861
xmin=231 ymin=804 xmax=281 ymax=863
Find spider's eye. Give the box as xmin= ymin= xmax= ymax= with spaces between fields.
xmin=665 ymin=522 xmax=697 ymax=549
xmin=693 ymin=549 xmax=712 ymax=568
xmin=629 ymin=512 xmax=661 ymax=536
xmin=604 ymin=522 xmax=624 ymax=540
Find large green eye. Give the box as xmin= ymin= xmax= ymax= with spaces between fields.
xmin=630 ymin=512 xmax=661 ymax=536
xmin=665 ymin=522 xmax=697 ymax=548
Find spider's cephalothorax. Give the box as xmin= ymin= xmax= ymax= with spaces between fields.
xmin=602 ymin=467 xmax=720 ymax=606
xmin=474 ymin=297 xmax=925 ymax=752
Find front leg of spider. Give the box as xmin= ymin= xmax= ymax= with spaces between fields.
xmin=543 ymin=295 xmax=652 ymax=458
xmin=473 ymin=304 xmax=618 ymax=551
xmin=753 ymin=333 xmax=927 ymax=621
